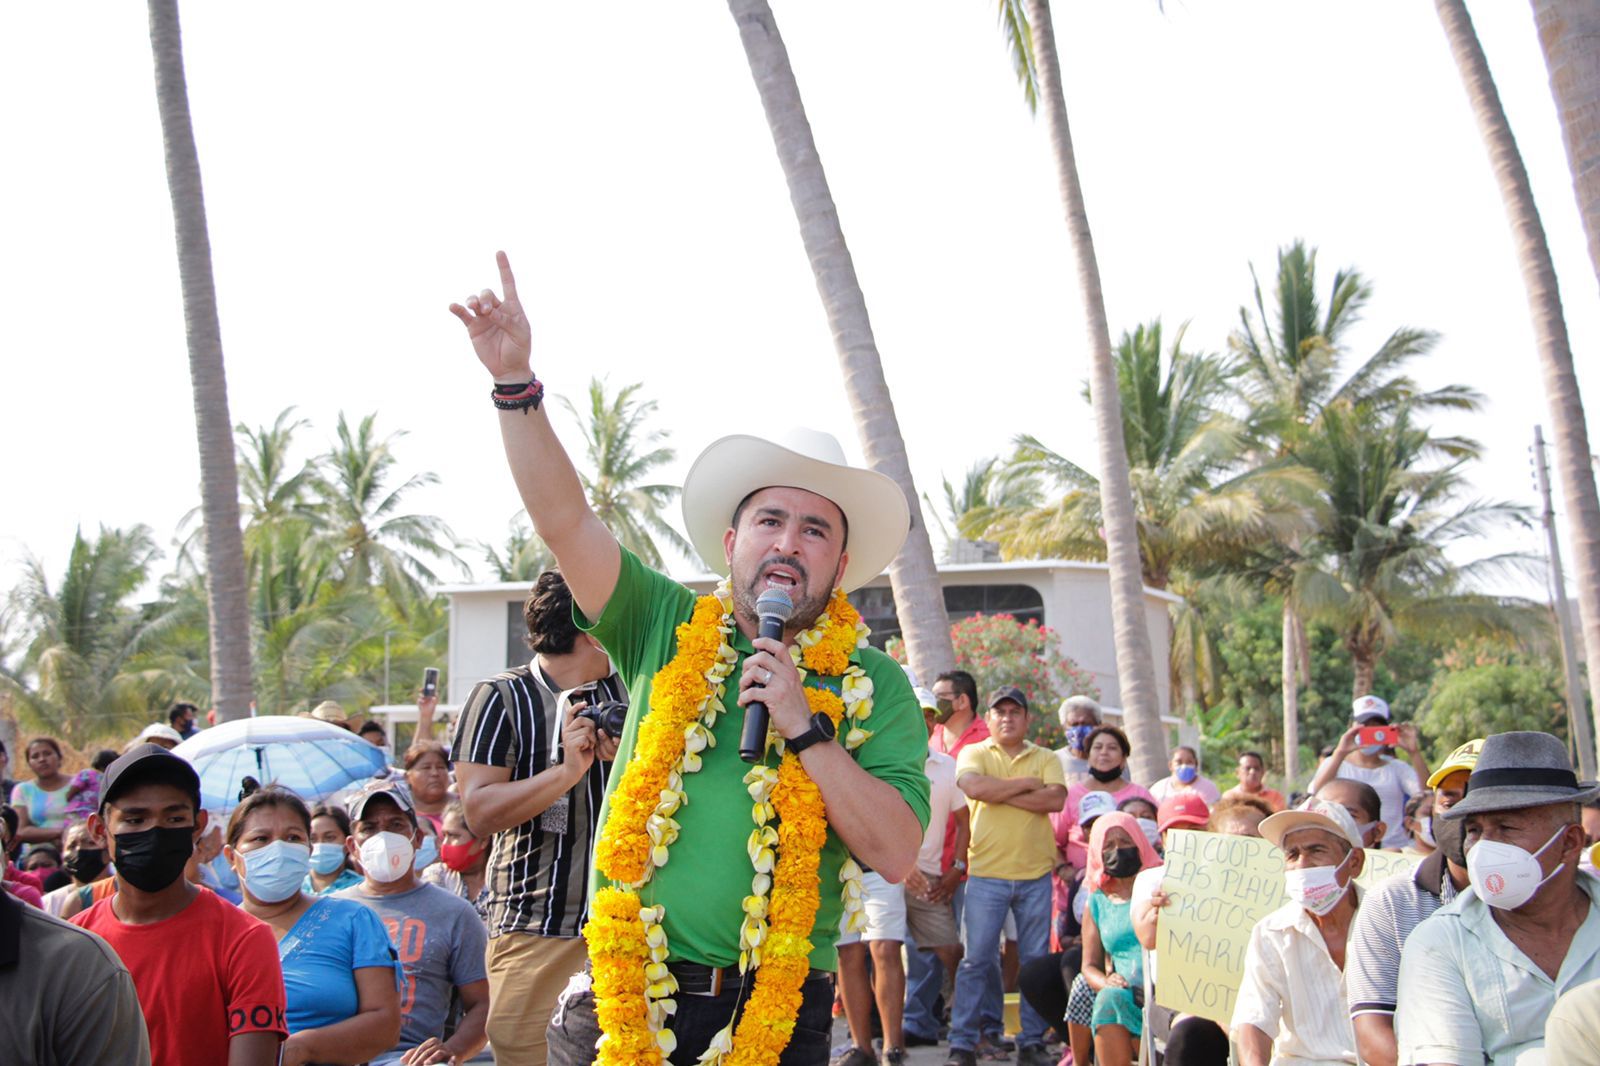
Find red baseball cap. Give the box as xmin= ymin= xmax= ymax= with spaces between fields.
xmin=1157 ymin=792 xmax=1210 ymax=832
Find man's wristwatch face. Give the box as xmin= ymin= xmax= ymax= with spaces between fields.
xmin=788 ymin=712 xmax=836 ymax=754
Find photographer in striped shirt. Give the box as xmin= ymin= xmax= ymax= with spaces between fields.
xmin=450 ymin=569 xmax=625 ymax=1066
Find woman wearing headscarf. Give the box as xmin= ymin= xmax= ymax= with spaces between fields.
xmin=1022 ymin=808 xmax=1160 ymax=1065
xmin=1069 ymin=811 xmax=1161 ymax=1066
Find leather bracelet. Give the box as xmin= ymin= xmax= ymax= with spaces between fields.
xmin=491 ymin=377 xmax=544 ymax=414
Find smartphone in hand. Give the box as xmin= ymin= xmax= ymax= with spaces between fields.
xmin=1356 ymin=725 xmax=1395 ymax=748
xmin=422 ymin=667 xmax=440 ymax=699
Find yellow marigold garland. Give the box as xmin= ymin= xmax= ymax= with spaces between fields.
xmin=585 ymin=582 xmax=874 ymax=1066
xmin=593 ymin=588 xmax=733 ymax=888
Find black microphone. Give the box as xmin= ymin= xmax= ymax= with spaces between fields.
xmin=740 ymin=587 xmax=795 ymax=763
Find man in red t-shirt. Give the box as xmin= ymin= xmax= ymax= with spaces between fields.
xmin=72 ymin=744 xmax=285 ymax=1066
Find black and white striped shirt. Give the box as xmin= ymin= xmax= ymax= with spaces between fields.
xmin=449 ymin=662 xmax=624 ymax=938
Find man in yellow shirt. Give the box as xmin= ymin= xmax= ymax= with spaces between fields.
xmin=947 ymin=687 xmax=1068 ymax=1066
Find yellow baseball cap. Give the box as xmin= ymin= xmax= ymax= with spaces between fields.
xmin=1427 ymin=738 xmax=1485 ymax=789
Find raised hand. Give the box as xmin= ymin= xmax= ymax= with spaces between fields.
xmin=449 ymin=251 xmax=532 ymax=382
xmin=1397 ymin=722 xmax=1422 ymax=754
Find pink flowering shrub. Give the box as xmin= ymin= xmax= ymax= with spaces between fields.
xmin=888 ymin=613 xmax=1099 ymax=748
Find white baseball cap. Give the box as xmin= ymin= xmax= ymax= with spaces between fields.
xmin=1351 ymin=694 xmax=1390 ymax=722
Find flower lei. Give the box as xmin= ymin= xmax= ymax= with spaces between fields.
xmin=584 ymin=582 xmax=873 ymax=1066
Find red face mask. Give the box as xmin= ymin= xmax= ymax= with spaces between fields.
xmin=441 ymin=839 xmax=482 ymax=872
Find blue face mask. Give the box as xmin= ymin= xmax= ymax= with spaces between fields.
xmin=1359 ymin=744 xmax=1385 ymax=757
xmin=1175 ymin=765 xmax=1198 ymax=784
xmin=309 ymin=842 xmax=347 ymax=876
xmin=239 ymin=840 xmax=312 ymax=904
xmin=413 ymin=835 xmax=440 ymax=871
xmin=1067 ymin=725 xmax=1094 ymax=753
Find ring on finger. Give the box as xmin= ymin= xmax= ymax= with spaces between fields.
xmin=762 ymin=668 xmax=772 ymax=684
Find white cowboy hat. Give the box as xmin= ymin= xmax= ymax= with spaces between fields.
xmin=681 ymin=428 xmax=910 ymax=593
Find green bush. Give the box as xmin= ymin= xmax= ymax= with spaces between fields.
xmin=1416 ymin=661 xmax=1569 ymax=763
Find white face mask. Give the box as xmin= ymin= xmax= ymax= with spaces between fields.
xmin=1284 ymin=848 xmax=1352 ymax=916
xmin=359 ymin=831 xmax=416 ymax=884
xmin=1136 ymin=818 xmax=1161 ymax=848
xmin=1417 ymin=816 xmax=1436 ymax=848
xmin=1467 ymin=826 xmax=1568 ymax=910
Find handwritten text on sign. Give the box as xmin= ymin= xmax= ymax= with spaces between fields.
xmin=1153 ymin=829 xmax=1419 ymax=1025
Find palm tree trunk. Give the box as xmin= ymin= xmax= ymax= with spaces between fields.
xmin=1532 ymin=1 xmax=1600 ymax=295
xmin=726 ymin=0 xmax=956 ymax=682
xmin=148 ymin=0 xmax=255 ymax=722
xmin=1351 ymin=649 xmax=1377 ymax=701
xmin=1025 ymin=0 xmax=1167 ymax=783
xmin=1282 ymin=603 xmax=1300 ymax=789
xmin=1437 ymin=0 xmax=1600 ymax=774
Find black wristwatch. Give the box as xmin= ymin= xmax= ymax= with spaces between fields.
xmin=786 ymin=711 xmax=837 ymax=755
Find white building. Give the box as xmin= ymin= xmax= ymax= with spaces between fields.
xmin=427 ymin=558 xmax=1179 ymax=723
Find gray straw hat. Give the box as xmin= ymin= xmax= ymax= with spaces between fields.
xmin=1440 ymin=731 xmax=1600 ymax=820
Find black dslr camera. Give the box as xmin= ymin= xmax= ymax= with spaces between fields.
xmin=567 ymin=683 xmax=629 ymax=739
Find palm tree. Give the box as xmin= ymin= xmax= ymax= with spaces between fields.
xmin=237 ymin=408 xmax=319 ymax=533
xmin=989 ymin=0 xmax=1168 ymax=781
xmin=1435 ymin=0 xmax=1600 ymax=778
xmin=725 ymin=0 xmax=958 ymax=684
xmin=1229 ymin=240 xmax=1477 ymax=783
xmin=147 ymin=0 xmax=254 ymax=721
xmin=924 ymin=458 xmax=1043 ymax=561
xmin=479 ymin=514 xmax=557 ymax=583
xmin=314 ymin=412 xmax=462 ymax=611
xmin=235 ymin=410 xmax=337 ymax=627
xmin=1293 ymin=399 xmax=1542 ymax=697
xmin=1531 ymin=0 xmax=1600 ymax=295
xmin=559 ymin=379 xmax=695 ymax=572
xmin=2 ymin=527 xmax=187 ymax=744
xmin=977 ymin=321 xmax=1315 ymax=729
xmin=983 ymin=321 xmax=1314 ymax=589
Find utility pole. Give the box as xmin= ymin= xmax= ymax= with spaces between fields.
xmin=1534 ymin=425 xmax=1595 ymax=779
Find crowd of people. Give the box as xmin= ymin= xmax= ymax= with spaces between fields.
xmin=6 ymin=251 xmax=1600 ymax=1066
xmin=1 ymin=697 xmax=499 ymax=1066
xmin=9 ymin=671 xmax=1598 ymax=1066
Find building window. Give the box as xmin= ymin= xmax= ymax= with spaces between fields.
xmin=846 ymin=584 xmax=1045 ymax=649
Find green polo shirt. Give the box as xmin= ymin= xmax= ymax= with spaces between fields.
xmin=577 ymin=548 xmax=931 ymax=971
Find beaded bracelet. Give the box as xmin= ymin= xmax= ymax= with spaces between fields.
xmin=491 ymin=376 xmax=544 ymax=414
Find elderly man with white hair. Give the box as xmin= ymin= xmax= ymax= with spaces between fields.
xmin=1232 ymin=798 xmax=1367 ymax=1066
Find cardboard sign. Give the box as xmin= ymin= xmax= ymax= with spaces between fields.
xmin=1153 ymin=830 xmax=1421 ymax=1024
xmin=1358 ymin=848 xmax=1423 ymax=887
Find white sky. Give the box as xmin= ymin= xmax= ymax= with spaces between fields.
xmin=3 ymin=1 xmax=1597 ymax=606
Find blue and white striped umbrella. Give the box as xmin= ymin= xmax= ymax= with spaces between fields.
xmin=173 ymin=715 xmax=389 ymax=812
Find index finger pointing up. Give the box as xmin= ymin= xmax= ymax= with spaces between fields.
xmin=496 ymin=250 xmax=519 ymax=301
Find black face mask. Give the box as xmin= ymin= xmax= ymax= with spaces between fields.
xmin=1103 ymin=845 xmax=1142 ymax=879
xmin=63 ymin=847 xmax=107 ymax=883
xmin=1089 ymin=764 xmax=1124 ymax=784
xmin=112 ymin=826 xmax=194 ymax=893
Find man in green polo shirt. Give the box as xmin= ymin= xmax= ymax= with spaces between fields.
xmin=452 ymin=253 xmax=931 ymax=1066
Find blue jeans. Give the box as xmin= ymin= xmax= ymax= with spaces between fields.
xmin=949 ymin=874 xmax=1051 ymax=1052
xmin=906 ymin=881 xmax=1005 ymax=1042
xmin=903 ymin=934 xmax=942 ymax=1040
xmin=949 ymin=881 xmax=1005 ymax=1041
